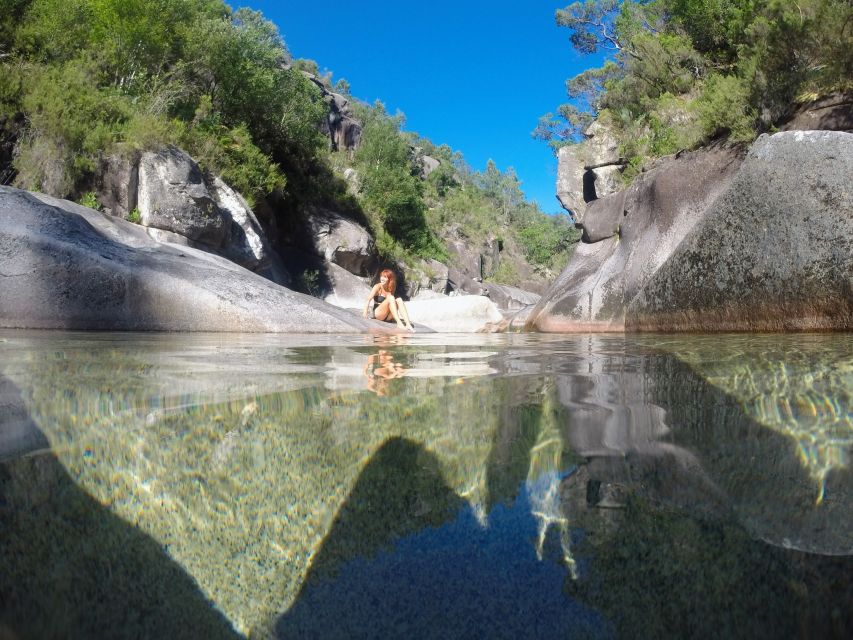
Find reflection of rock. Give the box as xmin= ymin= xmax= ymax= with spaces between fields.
xmin=0 ymin=374 xmax=50 ymax=462
xmin=652 ymin=337 xmax=853 ymax=555
xmin=0 ymin=391 xmax=242 ymax=639
xmin=276 ymin=436 xmax=602 ymax=639
xmin=566 ymin=494 xmax=834 ymax=640
xmin=550 ymin=335 xmax=853 ymax=556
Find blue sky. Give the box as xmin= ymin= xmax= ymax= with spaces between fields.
xmin=241 ymin=0 xmax=604 ymax=214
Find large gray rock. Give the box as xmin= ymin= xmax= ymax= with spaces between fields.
xmin=137 ymin=147 xmax=229 ymax=247
xmin=532 ymin=131 xmax=853 ymax=332
xmin=556 ymin=120 xmax=624 ymax=219
xmin=484 ymin=283 xmax=540 ymax=311
xmin=590 ymin=165 xmax=623 ymax=201
xmin=445 ymin=238 xmax=482 ymax=280
xmin=405 ymin=296 xmax=503 ymax=333
xmin=304 ymin=74 xmax=363 ymax=151
xmin=0 ymin=187 xmax=392 ymax=333
xmin=531 ymin=144 xmax=745 ymax=331
xmin=556 ymin=144 xmax=586 ymax=218
xmin=628 ymin=131 xmax=853 ymax=331
xmin=306 ymin=207 xmax=377 ymax=276
xmin=323 ymin=262 xmax=372 ymax=310
xmin=418 ymin=155 xmax=440 ymax=178
xmin=780 ymin=91 xmax=853 ymax=133
xmin=421 ymin=258 xmax=450 ymax=294
xmin=583 ymin=120 xmax=621 ymax=168
xmin=447 ymin=268 xmax=486 ymax=296
xmin=96 ymin=153 xmax=138 ymax=217
xmin=575 ymin=189 xmax=626 ymax=243
xmin=208 ymin=176 xmax=269 ymax=271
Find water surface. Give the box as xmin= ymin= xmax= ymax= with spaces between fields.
xmin=1 ymin=331 xmax=851 ymax=639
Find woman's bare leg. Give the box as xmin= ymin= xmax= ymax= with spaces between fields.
xmin=375 ymin=299 xmax=392 ymax=321
xmin=388 ymin=297 xmax=405 ymax=328
xmin=396 ymin=299 xmax=414 ymax=331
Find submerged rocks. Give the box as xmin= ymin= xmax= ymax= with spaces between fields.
xmin=532 ymin=131 xmax=853 ymax=332
xmin=0 ymin=186 xmax=389 ymax=333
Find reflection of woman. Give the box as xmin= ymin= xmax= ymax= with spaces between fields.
xmin=364 ymin=349 xmax=406 ymax=396
xmin=363 ymin=269 xmax=415 ymax=332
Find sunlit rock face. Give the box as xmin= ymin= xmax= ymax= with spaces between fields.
xmin=100 ymin=146 xmax=273 ymax=274
xmin=533 ymin=130 xmax=853 ymax=332
xmin=556 ymin=120 xmax=623 ymax=220
xmin=301 ymin=73 xmax=363 ymax=151
xmin=0 ymin=187 xmax=389 ymax=332
xmin=138 ymin=146 xmax=230 ymax=247
xmin=628 ymin=131 xmax=853 ymax=331
xmin=533 ymin=144 xmax=742 ymax=331
xmin=303 ymin=205 xmax=377 ymax=277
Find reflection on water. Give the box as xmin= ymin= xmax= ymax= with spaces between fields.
xmin=0 ymin=331 xmax=851 ymax=639
xmin=654 ymin=334 xmax=852 ymax=505
xmin=364 ymin=347 xmax=406 ymax=396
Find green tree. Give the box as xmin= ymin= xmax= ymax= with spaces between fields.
xmin=540 ymin=0 xmax=853 ymax=174
xmin=354 ymin=106 xmax=443 ymax=259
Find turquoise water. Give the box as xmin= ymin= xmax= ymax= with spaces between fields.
xmin=1 ymin=331 xmax=851 ymax=639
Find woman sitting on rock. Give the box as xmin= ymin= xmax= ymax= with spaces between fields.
xmin=363 ymin=268 xmax=414 ymax=332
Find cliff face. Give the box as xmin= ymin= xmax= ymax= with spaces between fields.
xmin=531 ymin=125 xmax=853 ymax=332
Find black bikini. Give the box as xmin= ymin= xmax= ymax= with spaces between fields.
xmin=374 ymin=294 xmax=386 ymax=304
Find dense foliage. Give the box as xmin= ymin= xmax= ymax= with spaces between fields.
xmin=535 ymin=0 xmax=852 ymax=177
xmin=0 ymin=0 xmax=579 ymax=284
xmin=0 ymin=0 xmax=324 ymax=204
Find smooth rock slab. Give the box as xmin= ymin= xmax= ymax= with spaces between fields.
xmin=628 ymin=130 xmax=853 ymax=331
xmin=406 ymin=296 xmax=503 ymax=333
xmin=0 ymin=187 xmax=390 ymax=333
xmin=532 ymin=144 xmax=744 ymax=332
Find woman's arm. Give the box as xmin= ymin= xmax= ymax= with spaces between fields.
xmin=363 ymin=284 xmax=380 ymax=317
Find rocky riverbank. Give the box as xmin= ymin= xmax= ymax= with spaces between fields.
xmin=528 ymin=129 xmax=853 ymax=332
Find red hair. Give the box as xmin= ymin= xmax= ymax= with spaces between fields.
xmin=379 ymin=269 xmax=397 ymax=294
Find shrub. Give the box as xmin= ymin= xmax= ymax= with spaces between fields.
xmin=77 ymin=191 xmax=101 ymax=210
xmin=695 ymin=73 xmax=756 ymax=142
xmin=15 ymin=59 xmax=132 ymax=195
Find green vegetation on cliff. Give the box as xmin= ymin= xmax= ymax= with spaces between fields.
xmin=0 ymin=0 xmax=577 ymax=286
xmin=535 ymin=0 xmax=852 ymax=177
xmin=0 ymin=0 xmax=323 ymax=204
